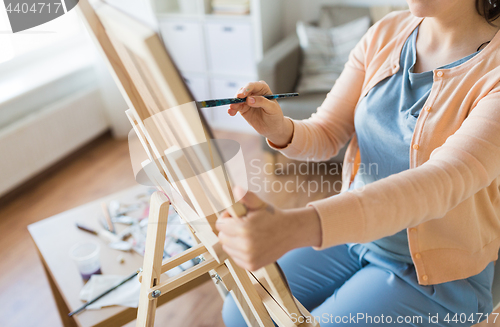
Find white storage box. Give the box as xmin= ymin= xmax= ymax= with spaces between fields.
xmin=206 ymin=21 xmax=255 ymax=75
xmin=160 ymin=20 xmax=206 ymax=73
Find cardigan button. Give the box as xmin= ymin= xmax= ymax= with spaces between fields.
xmin=422 ymin=275 xmax=428 ymax=281
xmin=413 ymin=144 xmax=419 ymax=150
xmin=415 ymin=253 xmax=421 ymax=259
xmin=425 ymin=106 xmax=431 ymax=112
xmin=436 ymin=71 xmax=444 ymax=77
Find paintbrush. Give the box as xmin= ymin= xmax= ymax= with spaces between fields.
xmin=68 ymin=270 xmax=139 ymax=317
xmin=197 ymin=93 xmax=299 ymax=108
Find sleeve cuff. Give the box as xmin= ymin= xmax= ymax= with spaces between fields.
xmin=266 ymin=118 xmax=308 ymax=157
xmin=307 ymin=191 xmax=366 ymax=250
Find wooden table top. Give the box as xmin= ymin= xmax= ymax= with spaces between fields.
xmin=28 ymin=185 xmax=153 ymax=327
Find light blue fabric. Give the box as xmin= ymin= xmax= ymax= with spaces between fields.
xmin=222 ymin=245 xmax=495 ymax=326
xmin=347 ymin=26 xmax=482 ymax=264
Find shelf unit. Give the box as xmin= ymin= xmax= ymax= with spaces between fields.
xmin=153 ymin=0 xmax=282 ymax=133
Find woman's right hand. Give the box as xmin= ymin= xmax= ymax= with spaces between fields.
xmin=228 ymin=81 xmax=294 ymax=147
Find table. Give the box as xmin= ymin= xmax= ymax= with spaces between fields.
xmin=28 ymin=185 xmax=210 ymax=327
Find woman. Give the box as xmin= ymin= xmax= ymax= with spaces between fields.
xmin=217 ymin=0 xmax=500 ymax=326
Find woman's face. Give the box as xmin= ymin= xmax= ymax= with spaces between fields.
xmin=406 ymin=0 xmax=476 ymax=19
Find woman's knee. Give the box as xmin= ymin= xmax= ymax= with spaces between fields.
xmin=276 ymin=245 xmax=360 ymax=310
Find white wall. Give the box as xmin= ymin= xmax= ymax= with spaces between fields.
xmin=281 ymin=0 xmax=408 ymax=35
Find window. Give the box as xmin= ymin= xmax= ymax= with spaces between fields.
xmin=0 ymin=5 xmax=86 ymax=65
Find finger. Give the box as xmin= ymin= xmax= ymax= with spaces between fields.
xmin=229 ymin=103 xmax=243 ymax=110
xmin=226 ymin=251 xmax=258 ymax=272
xmin=220 ymin=234 xmax=250 ymax=252
xmin=228 ymin=108 xmax=238 ymax=116
xmin=235 ymin=86 xmax=249 ymax=98
xmin=218 ymin=231 xmax=233 ymax=245
xmin=234 ymin=87 xmax=243 ymax=98
xmin=220 ymin=204 xmax=246 ymax=221
xmin=236 ymin=189 xmax=266 ymax=211
xmin=215 ymin=215 xmax=235 ymax=229
xmin=236 ymin=85 xmax=250 ymax=98
xmin=250 ymin=81 xmax=272 ymax=96
xmin=215 ymin=216 xmax=242 ymax=235
xmin=220 ymin=210 xmax=232 ymax=218
xmin=238 ymin=104 xmax=252 ymax=116
xmin=222 ymin=243 xmax=249 ymax=263
xmin=228 ymin=103 xmax=244 ymax=116
xmin=240 ymin=81 xmax=272 ymax=97
xmin=225 ymin=251 xmax=251 ymax=270
xmin=246 ymin=96 xmax=277 ymax=112
xmin=224 ymin=208 xmax=246 ymax=223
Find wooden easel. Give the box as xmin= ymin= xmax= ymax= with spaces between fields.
xmin=77 ymin=1 xmax=320 ymax=326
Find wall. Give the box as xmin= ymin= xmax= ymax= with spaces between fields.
xmin=281 ymin=0 xmax=408 ymax=35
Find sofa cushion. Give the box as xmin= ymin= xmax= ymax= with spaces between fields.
xmin=296 ymin=16 xmax=370 ymax=93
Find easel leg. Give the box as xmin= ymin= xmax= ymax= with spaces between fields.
xmin=210 ymin=268 xmax=229 ymax=300
xmin=225 ymin=259 xmax=275 ymax=327
xmin=256 ymin=264 xmax=303 ymax=323
xmin=216 ymin=265 xmax=262 ymax=327
xmin=230 ymin=286 xmax=262 ymax=327
xmin=136 ymin=192 xmax=170 ymax=327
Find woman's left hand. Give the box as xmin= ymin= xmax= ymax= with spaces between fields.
xmin=216 ymin=189 xmax=322 ymax=271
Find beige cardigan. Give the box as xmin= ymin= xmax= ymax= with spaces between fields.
xmin=269 ymin=11 xmax=500 ymax=285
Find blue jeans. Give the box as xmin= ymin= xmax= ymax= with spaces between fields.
xmin=222 ymin=244 xmax=495 ymax=326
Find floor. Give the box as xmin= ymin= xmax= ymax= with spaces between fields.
xmin=0 ymin=130 xmax=342 ymax=327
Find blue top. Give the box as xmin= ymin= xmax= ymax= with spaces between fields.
xmin=347 ymin=26 xmax=482 ymax=264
